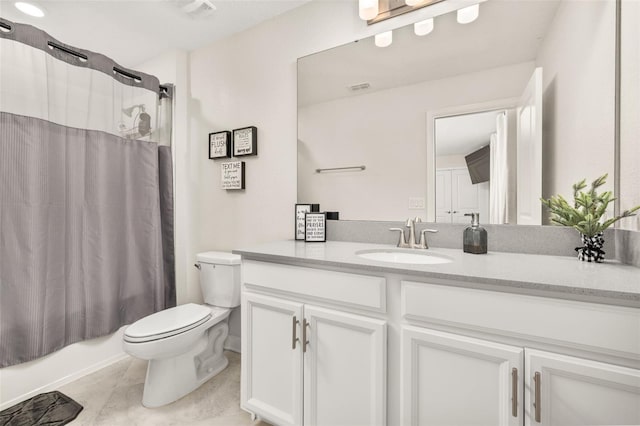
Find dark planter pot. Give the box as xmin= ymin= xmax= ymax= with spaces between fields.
xmin=576 ymin=232 xmax=605 ymax=262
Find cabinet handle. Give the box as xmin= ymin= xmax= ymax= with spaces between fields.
xmin=446 ymin=210 xmax=451 ymax=214
xmin=291 ymin=316 xmax=299 ymax=350
xmin=511 ymin=368 xmax=518 ymax=417
xmin=533 ymin=371 xmax=541 ymax=423
xmin=302 ymin=318 xmax=309 ymax=353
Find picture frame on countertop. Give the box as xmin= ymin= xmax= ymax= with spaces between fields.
xmin=233 ymin=126 xmax=258 ymax=157
xmin=305 ymin=212 xmax=326 ymax=242
xmin=295 ymin=203 xmax=319 ymax=240
xmin=209 ymin=130 xmax=231 ymax=159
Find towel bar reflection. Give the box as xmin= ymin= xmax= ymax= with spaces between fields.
xmin=315 ymin=165 xmax=366 ymax=173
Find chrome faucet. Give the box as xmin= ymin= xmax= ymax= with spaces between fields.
xmin=417 ymin=228 xmax=438 ymax=249
xmin=389 ymin=217 xmax=438 ymax=249
xmin=407 ymin=217 xmax=420 ymax=247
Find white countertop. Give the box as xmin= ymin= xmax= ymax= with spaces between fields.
xmin=233 ymin=240 xmax=640 ymax=307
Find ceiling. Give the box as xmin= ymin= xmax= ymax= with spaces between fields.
xmin=298 ymin=0 xmax=561 ymax=107
xmin=435 ymin=109 xmax=504 ymax=156
xmin=0 ymin=0 xmax=309 ymax=68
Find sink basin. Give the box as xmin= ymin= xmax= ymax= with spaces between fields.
xmin=355 ymin=249 xmax=453 ymax=265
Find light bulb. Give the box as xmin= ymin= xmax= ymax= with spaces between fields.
xmin=414 ymin=18 xmax=434 ymax=36
xmin=405 ymin=0 xmax=421 ymax=6
xmin=375 ymin=31 xmax=393 ymax=48
xmin=14 ymin=1 xmax=45 ymax=17
xmin=359 ymin=0 xmax=378 ymax=20
xmin=457 ymin=4 xmax=479 ymax=24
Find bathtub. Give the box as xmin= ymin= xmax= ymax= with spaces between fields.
xmin=0 ymin=326 xmax=128 ymax=410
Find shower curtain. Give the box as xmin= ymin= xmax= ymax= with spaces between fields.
xmin=489 ymin=112 xmax=508 ymax=224
xmin=0 ymin=18 xmax=175 ymax=367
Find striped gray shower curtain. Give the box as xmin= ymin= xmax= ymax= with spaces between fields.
xmin=0 ymin=18 xmax=175 ymax=367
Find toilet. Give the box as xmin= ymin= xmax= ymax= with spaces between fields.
xmin=122 ymin=251 xmax=241 ymax=408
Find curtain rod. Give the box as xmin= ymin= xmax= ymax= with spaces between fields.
xmin=1 ymin=18 xmax=169 ymax=96
xmin=48 ymin=42 xmax=169 ymax=95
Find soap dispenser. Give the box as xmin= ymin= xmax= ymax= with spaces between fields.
xmin=463 ymin=213 xmax=487 ymax=254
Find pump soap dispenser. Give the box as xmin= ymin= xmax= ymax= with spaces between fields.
xmin=463 ymin=213 xmax=487 ymax=254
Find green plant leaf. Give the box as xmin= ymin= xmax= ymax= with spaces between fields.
xmin=540 ymin=173 xmax=640 ymax=237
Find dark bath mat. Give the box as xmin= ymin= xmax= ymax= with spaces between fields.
xmin=0 ymin=391 xmax=83 ymax=426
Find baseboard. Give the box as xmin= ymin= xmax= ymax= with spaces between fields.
xmin=224 ymin=335 xmax=241 ymax=353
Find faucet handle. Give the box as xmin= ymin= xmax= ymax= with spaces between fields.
xmin=389 ymin=227 xmax=408 ymax=248
xmin=418 ymin=229 xmax=438 ymax=249
xmin=405 ymin=217 xmax=422 ymax=227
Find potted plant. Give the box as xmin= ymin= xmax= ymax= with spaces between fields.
xmin=540 ymin=174 xmax=640 ymax=262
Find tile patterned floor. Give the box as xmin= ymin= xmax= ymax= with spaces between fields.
xmin=58 ymin=351 xmax=270 ymax=425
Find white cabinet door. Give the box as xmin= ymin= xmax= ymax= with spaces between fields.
xmin=435 ymin=170 xmax=452 ymax=223
xmin=451 ymin=168 xmax=480 ymax=223
xmin=437 ymin=168 xmax=489 ymax=223
xmin=303 ymin=305 xmax=387 ymax=426
xmin=401 ymin=326 xmax=523 ymax=426
xmin=241 ymin=293 xmax=303 ymax=426
xmin=525 ymin=349 xmax=640 ymax=426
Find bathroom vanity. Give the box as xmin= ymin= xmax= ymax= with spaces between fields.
xmin=235 ymin=240 xmax=640 ymax=426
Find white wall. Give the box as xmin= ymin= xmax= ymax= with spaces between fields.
xmin=187 ymin=1 xmax=370 ymax=256
xmin=135 ymin=49 xmax=201 ymax=306
xmin=619 ymin=0 xmax=640 ymax=230
xmin=536 ymin=0 xmax=616 ymax=207
xmin=436 ymin=155 xmax=467 ymax=169
xmin=135 ymin=50 xmax=244 ymax=344
xmin=298 ymin=62 xmax=533 ymax=221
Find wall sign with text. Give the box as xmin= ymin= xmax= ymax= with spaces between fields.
xmin=305 ymin=212 xmax=326 ymax=242
xmin=221 ymin=161 xmax=245 ymax=190
xmin=233 ymin=126 xmax=258 ymax=157
xmin=209 ymin=131 xmax=231 ymax=159
xmin=295 ymin=203 xmax=320 ymax=240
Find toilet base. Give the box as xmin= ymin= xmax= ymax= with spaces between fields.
xmin=141 ymin=321 xmax=229 ymax=408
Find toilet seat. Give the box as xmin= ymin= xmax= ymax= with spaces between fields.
xmin=124 ymin=303 xmax=227 ymax=343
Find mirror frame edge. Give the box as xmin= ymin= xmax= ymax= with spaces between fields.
xmin=613 ymin=0 xmax=621 ymax=221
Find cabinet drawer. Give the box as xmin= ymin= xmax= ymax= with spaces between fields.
xmin=243 ymin=260 xmax=386 ymax=312
xmin=402 ymin=281 xmax=640 ymax=359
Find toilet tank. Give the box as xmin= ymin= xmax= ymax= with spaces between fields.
xmin=196 ymin=251 xmax=241 ymax=308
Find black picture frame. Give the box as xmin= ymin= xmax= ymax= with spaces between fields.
xmin=221 ymin=161 xmax=245 ymax=190
xmin=233 ymin=126 xmax=258 ymax=157
xmin=295 ymin=203 xmax=320 ymax=240
xmin=209 ymin=131 xmax=231 ymax=159
xmin=305 ymin=212 xmax=326 ymax=242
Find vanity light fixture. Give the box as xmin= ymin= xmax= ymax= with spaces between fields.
xmin=14 ymin=1 xmax=45 ymax=17
xmin=359 ymin=0 xmax=379 ymax=20
xmin=375 ymin=30 xmax=393 ymax=48
xmin=456 ymin=3 xmax=479 ymax=24
xmin=414 ymin=18 xmax=434 ymax=36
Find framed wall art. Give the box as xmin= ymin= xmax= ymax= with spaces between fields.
xmin=295 ymin=203 xmax=320 ymax=240
xmin=221 ymin=161 xmax=245 ymax=190
xmin=233 ymin=126 xmax=258 ymax=157
xmin=305 ymin=212 xmax=326 ymax=242
xmin=209 ymin=131 xmax=231 ymax=159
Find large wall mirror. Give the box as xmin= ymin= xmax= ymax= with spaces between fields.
xmin=297 ymin=0 xmax=617 ymax=225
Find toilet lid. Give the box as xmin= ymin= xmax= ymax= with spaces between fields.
xmin=124 ymin=303 xmax=212 ymax=342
